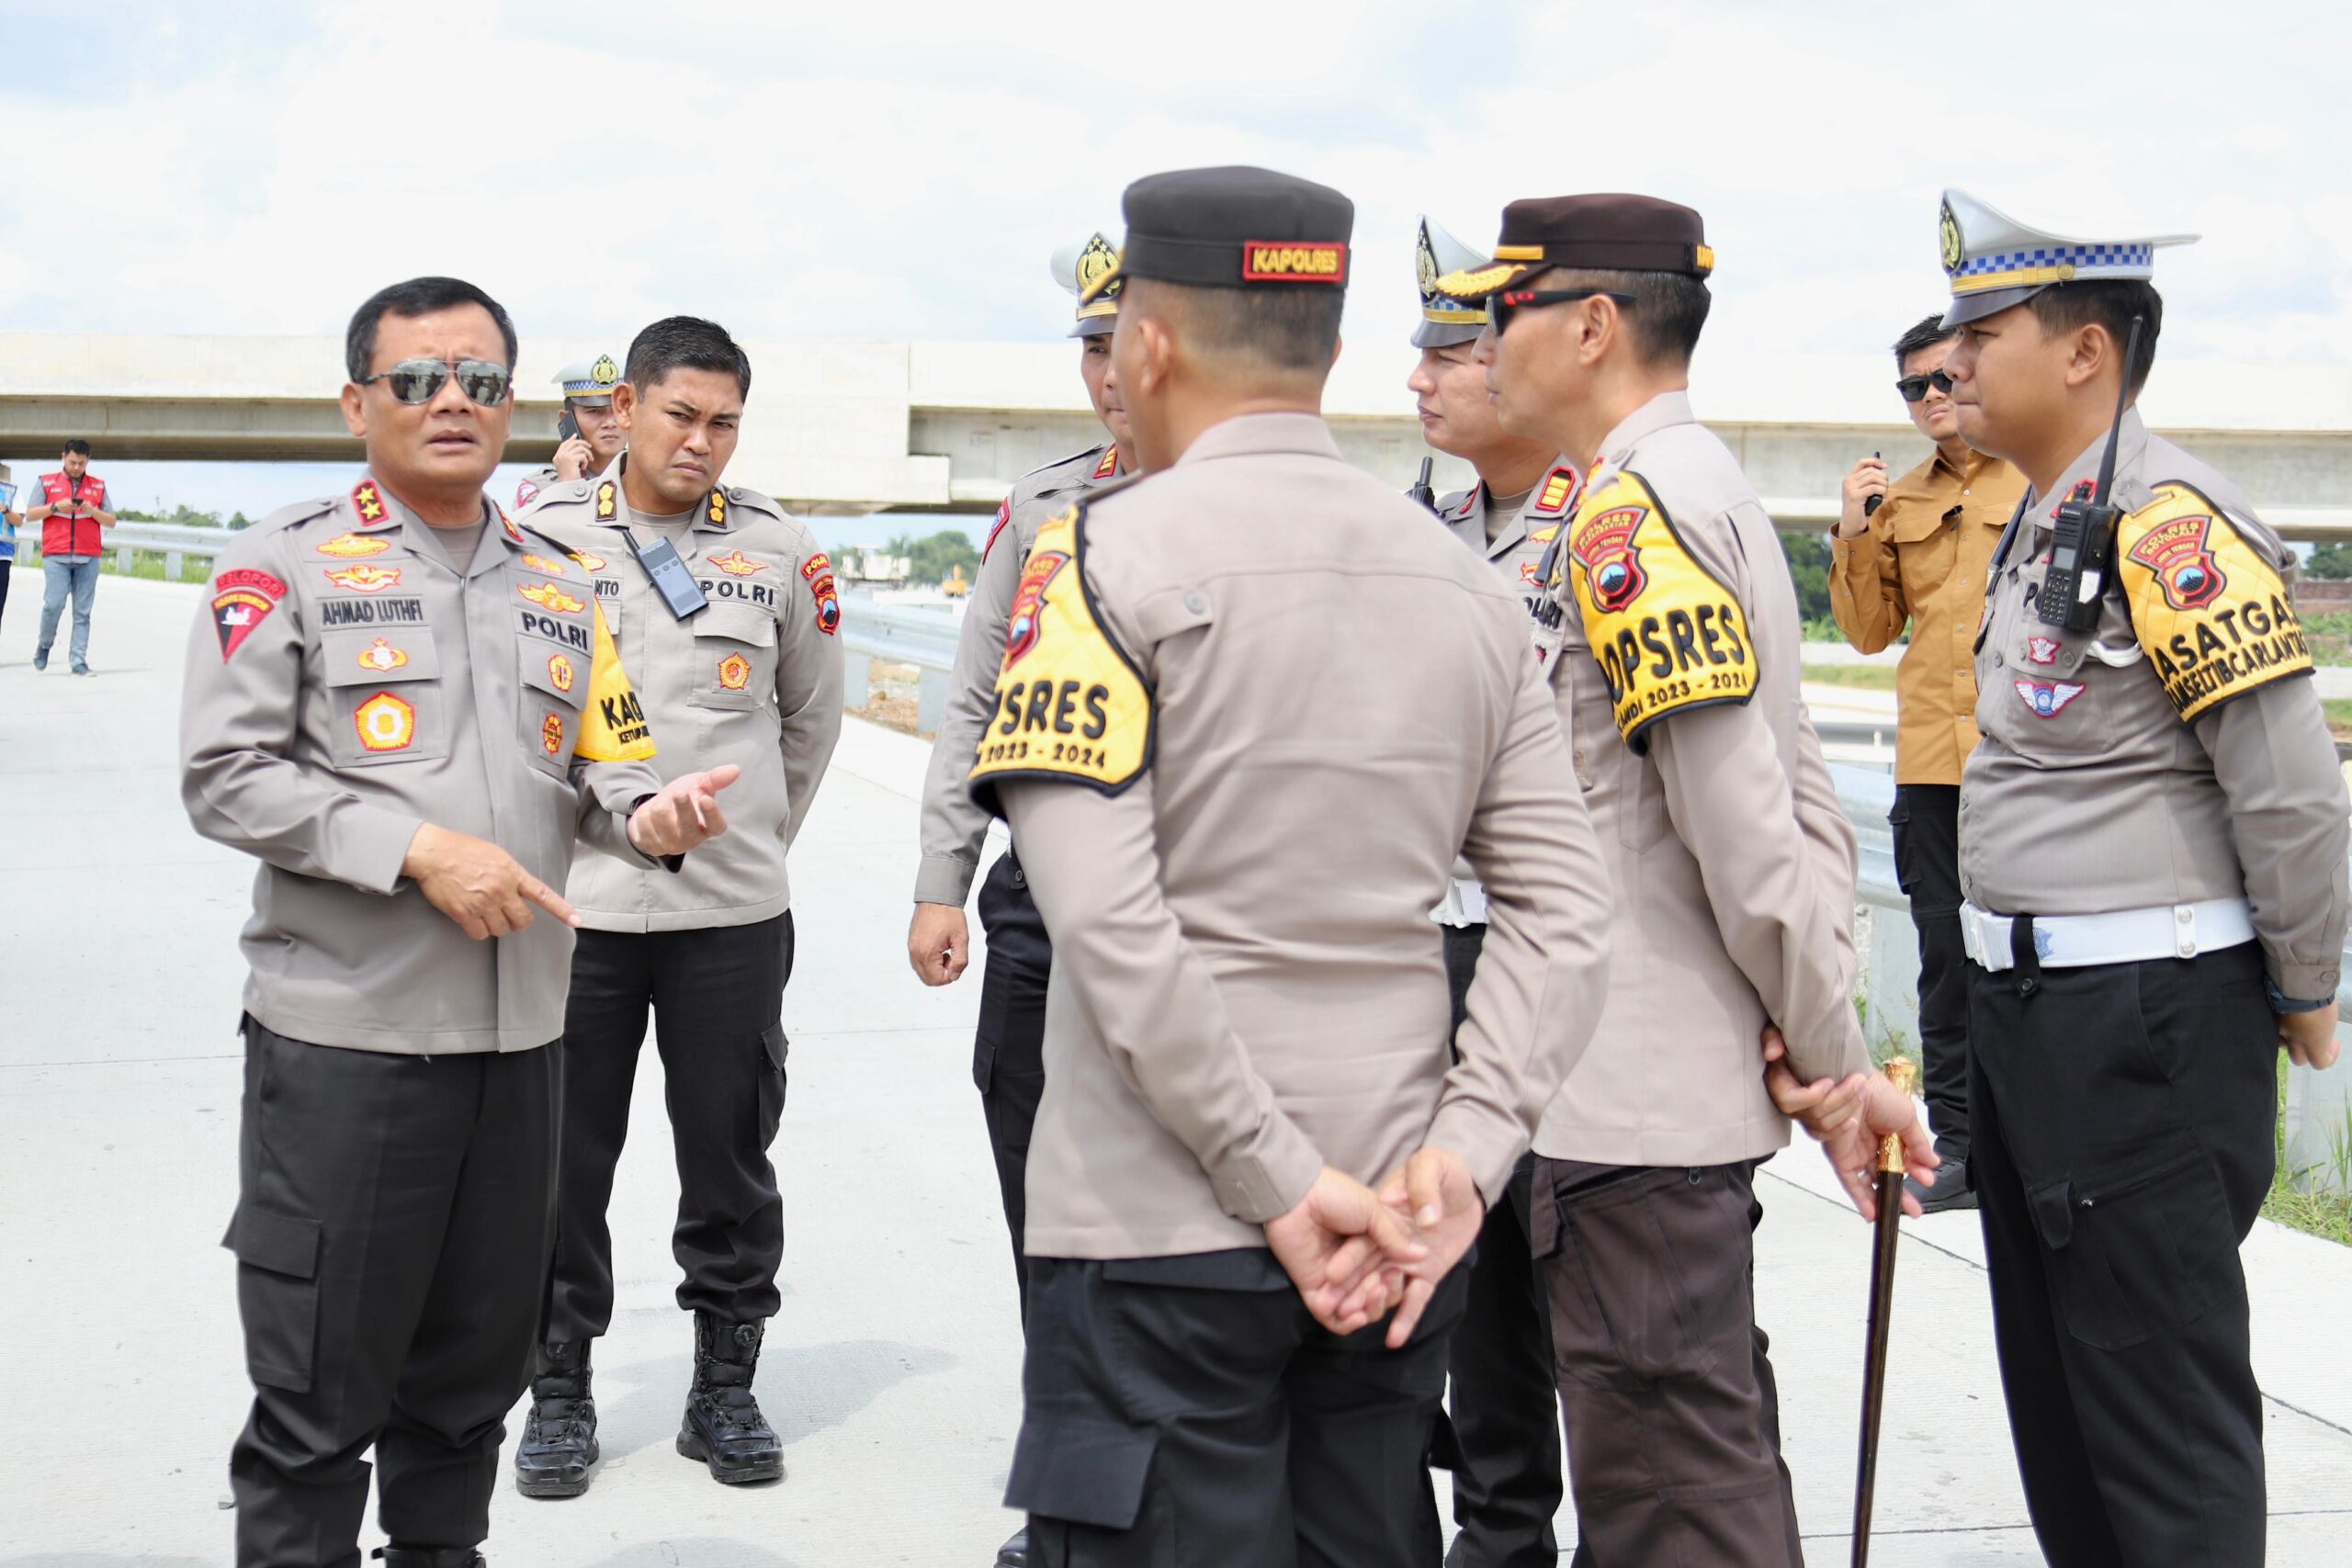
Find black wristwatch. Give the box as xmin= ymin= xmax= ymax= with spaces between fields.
xmin=2265 ymin=978 xmax=2334 ymax=1014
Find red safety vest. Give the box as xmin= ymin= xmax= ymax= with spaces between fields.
xmin=40 ymin=472 xmax=108 ymax=558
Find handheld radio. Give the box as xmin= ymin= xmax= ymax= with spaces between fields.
xmin=1407 ymin=457 xmax=1437 ymax=515
xmin=2036 ymin=314 xmax=2144 ymax=633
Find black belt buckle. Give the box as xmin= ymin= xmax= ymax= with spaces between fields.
xmin=629 ymin=533 xmax=708 ymax=621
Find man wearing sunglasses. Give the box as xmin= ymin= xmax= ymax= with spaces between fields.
xmin=1438 ymin=197 xmax=1932 ymax=1566
xmin=514 ymin=316 xmax=843 ymax=1502
xmin=181 ymin=275 xmax=735 ymax=1568
xmin=1407 ymin=212 xmax=1572 ymax=1568
xmin=909 ymin=229 xmax=1135 ymax=1568
xmin=1828 ymin=316 xmax=2027 ymax=1214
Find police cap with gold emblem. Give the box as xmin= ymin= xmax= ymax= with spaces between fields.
xmin=553 ymin=354 xmax=622 ymax=407
xmin=1413 ymin=218 xmax=1490 ymax=349
xmin=1079 ymin=165 xmax=1353 ymax=305
xmin=1432 ymin=194 xmax=1713 ymax=301
xmin=1052 ymin=231 xmax=1125 ymax=338
xmin=1937 ymin=187 xmax=2198 ymax=328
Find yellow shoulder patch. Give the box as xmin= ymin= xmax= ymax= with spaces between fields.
xmin=575 ymin=601 xmax=658 ymax=762
xmin=2118 ymin=481 xmax=2311 ymax=723
xmin=968 ymin=502 xmax=1151 ymax=804
xmin=1562 ymin=468 xmax=1757 ymax=750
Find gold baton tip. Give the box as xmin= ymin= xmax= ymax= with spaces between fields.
xmin=1878 ymin=1057 xmax=1917 ymax=1174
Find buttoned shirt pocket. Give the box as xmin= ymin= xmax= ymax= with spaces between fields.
xmin=319 ymin=628 xmax=447 ymax=768
xmin=689 ymin=602 xmax=776 ymax=712
xmin=1888 ymin=499 xmax=1956 ymax=622
xmin=516 ymin=641 xmax=590 ymax=780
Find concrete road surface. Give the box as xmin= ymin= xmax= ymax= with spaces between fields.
xmin=4 ymin=575 xmax=2350 ymax=1565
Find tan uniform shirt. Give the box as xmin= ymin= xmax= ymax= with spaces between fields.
xmin=1962 ymin=410 xmax=2348 ymax=1000
xmin=974 ymin=412 xmax=1613 ymax=1259
xmin=914 ymin=441 xmax=1125 ymax=907
xmin=1532 ymin=390 xmax=1868 ymax=1167
xmin=179 ymin=478 xmax=665 ymax=1055
xmin=527 ymin=465 xmax=844 ymax=931
xmin=514 ymin=466 xmax=561 ymax=513
xmin=1830 ymin=447 xmax=2027 ymax=784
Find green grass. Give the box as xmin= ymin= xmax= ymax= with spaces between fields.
xmin=1802 ymin=662 xmax=1900 ymax=693
xmin=20 ymin=547 xmax=209 ymax=584
xmin=2324 ymin=699 xmax=2352 ymax=738
xmin=2263 ymin=1054 xmax=2352 ymax=1247
xmin=2300 ymin=611 xmax=2352 ymax=668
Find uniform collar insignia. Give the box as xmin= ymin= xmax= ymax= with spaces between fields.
xmin=500 ymin=508 xmax=524 ymax=545
xmin=1448 ymin=483 xmax=1481 ymax=521
xmin=350 ymin=479 xmax=395 ymax=528
xmin=1092 ymin=447 xmax=1119 ymax=480
xmin=1528 ymin=463 xmax=1580 ymax=518
xmin=594 ymin=480 xmax=618 ymax=522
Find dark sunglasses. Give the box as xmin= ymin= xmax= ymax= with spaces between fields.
xmin=1895 ymin=369 xmax=1955 ymax=403
xmin=1490 ymin=287 xmax=1635 ymax=337
xmin=358 ymin=357 xmax=513 ymax=407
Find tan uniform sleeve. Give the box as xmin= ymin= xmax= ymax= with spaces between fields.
xmin=2196 ymin=677 xmax=2350 ymax=1001
xmin=775 ymin=540 xmax=845 ymax=848
xmin=1433 ymin=646 xmax=1614 ymax=1203
xmin=1004 ymin=770 xmax=1325 ymax=1223
xmin=178 ymin=529 xmax=424 ymax=892
xmin=1829 ymin=513 xmax=1908 ymax=654
xmin=915 ymin=527 xmax=1028 ymax=906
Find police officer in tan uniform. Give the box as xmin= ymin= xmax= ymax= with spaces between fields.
xmin=180 ymin=276 xmax=733 ymax=1568
xmin=512 ymin=317 xmax=843 ymax=1498
xmin=1935 ymin=188 xmax=2348 ymax=1568
xmin=1408 ymin=213 xmax=1574 ymax=1568
xmin=975 ymin=164 xmax=1613 ymax=1568
xmin=514 ymin=353 xmax=626 ymax=512
xmin=1438 ymin=197 xmax=1931 ymax=1565
xmin=909 ymin=231 xmax=1135 ymax=1568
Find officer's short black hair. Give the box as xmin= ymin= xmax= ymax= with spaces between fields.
xmin=62 ymin=438 xmax=91 ymax=456
xmin=1548 ymin=267 xmax=1712 ymax=367
xmin=627 ymin=316 xmax=752 ymax=400
xmin=2029 ymin=281 xmax=2162 ymax=400
xmin=1125 ymin=276 xmax=1344 ymax=376
xmin=345 ymin=277 xmax=518 ymax=382
xmin=1892 ymin=313 xmax=1957 ymax=367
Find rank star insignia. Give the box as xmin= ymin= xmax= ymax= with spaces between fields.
xmin=357 ymin=637 xmax=409 ymax=672
xmin=717 ymin=651 xmax=752 ymax=691
xmin=2014 ymin=678 xmax=2086 ymax=717
xmin=354 ymin=692 xmax=416 ymax=753
xmin=595 ymin=481 xmax=617 ymax=521
xmin=325 ymin=565 xmax=402 ymax=592
xmin=315 ymin=532 xmax=390 ymax=559
xmin=548 ymin=653 xmax=575 ymax=693
xmin=709 ymin=550 xmax=770 ymax=576
xmin=518 ymin=581 xmax=586 ymax=614
xmin=350 ymin=480 xmax=390 ymax=525
xmin=707 ymin=490 xmax=729 ymax=526
xmin=541 ymin=713 xmax=566 ymax=755
xmin=519 ymin=553 xmax=570 ymax=577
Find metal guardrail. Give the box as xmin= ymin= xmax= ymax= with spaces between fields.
xmin=840 ymin=601 xmax=963 ymax=731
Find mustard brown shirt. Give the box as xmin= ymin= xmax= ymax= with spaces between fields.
xmin=1830 ymin=446 xmax=2028 ymax=785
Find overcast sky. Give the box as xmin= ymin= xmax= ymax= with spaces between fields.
xmin=4 ymin=0 xmax=2346 ymax=517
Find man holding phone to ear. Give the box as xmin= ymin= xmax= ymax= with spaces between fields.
xmin=1829 ymin=316 xmax=2027 ymax=1212
xmin=514 ymin=353 xmax=628 ymax=511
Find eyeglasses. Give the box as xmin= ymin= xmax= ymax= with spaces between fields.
xmin=1489 ymin=287 xmax=1635 ymax=337
xmin=1895 ymin=369 xmax=1955 ymax=403
xmin=358 ymin=358 xmax=513 ymax=407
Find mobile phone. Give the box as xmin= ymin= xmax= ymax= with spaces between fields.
xmin=557 ymin=409 xmax=582 ymax=445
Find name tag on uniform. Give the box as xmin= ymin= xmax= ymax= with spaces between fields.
xmin=628 ymin=534 xmax=709 ymax=621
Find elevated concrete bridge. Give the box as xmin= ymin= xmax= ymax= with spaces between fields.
xmin=4 ymin=333 xmax=2349 ymax=530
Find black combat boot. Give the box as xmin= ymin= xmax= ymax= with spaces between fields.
xmin=513 ymin=1340 xmax=598 ymax=1498
xmin=677 ymin=1311 xmax=786 ymax=1483
xmin=372 ymin=1548 xmax=485 ymax=1568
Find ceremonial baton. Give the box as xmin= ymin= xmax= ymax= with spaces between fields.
xmin=1850 ymin=1055 xmax=1918 ymax=1567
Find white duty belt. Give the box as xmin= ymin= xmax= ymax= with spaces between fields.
xmin=1431 ymin=878 xmax=1490 ymax=930
xmin=1960 ymin=898 xmax=2256 ymax=972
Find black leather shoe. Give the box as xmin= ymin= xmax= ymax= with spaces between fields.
xmin=514 ymin=1340 xmax=598 ymax=1497
xmin=678 ymin=1312 xmax=786 ymax=1483
xmin=995 ymin=1527 xmax=1029 ymax=1567
xmin=1909 ymin=1156 xmax=1977 ymax=1213
xmin=373 ymin=1548 xmax=485 ymax=1568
